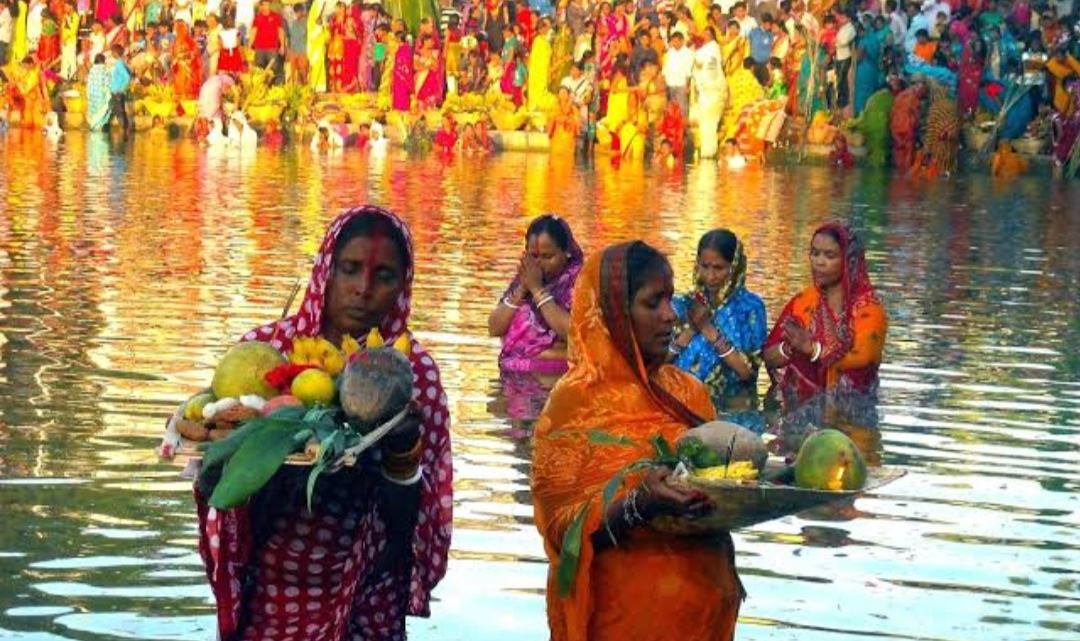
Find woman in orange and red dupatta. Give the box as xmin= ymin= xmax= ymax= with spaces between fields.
xmin=172 ymin=21 xmax=203 ymax=99
xmin=532 ymin=241 xmax=743 ymax=641
xmin=763 ymin=222 xmax=887 ymax=405
xmin=193 ymin=206 xmax=453 ymax=641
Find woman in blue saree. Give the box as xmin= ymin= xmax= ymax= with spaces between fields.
xmin=671 ymin=230 xmax=767 ymax=426
xmin=86 ymin=54 xmax=112 ymax=131
xmin=854 ymin=24 xmax=882 ymax=117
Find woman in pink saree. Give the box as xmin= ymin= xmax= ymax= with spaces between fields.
xmin=599 ymin=1 xmax=629 ymax=79
xmin=391 ymin=37 xmax=414 ymax=112
xmin=488 ymin=214 xmax=584 ymax=375
xmin=414 ymin=35 xmax=444 ymax=109
xmin=957 ymin=36 xmax=982 ymax=118
xmin=192 ymin=206 xmax=453 ymax=641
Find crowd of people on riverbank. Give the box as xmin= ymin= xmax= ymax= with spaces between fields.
xmin=2 ymin=0 xmax=1079 ymax=172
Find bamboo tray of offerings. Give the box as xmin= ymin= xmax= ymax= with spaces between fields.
xmin=651 ymin=464 xmax=906 ymax=535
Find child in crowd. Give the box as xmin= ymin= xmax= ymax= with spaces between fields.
xmin=914 ymin=29 xmax=937 ymax=63
xmin=723 ymin=138 xmax=747 ymax=169
xmin=435 ymin=113 xmax=458 ymax=152
xmin=765 ymin=56 xmax=787 ymax=99
xmin=653 ymin=137 xmax=676 ymax=167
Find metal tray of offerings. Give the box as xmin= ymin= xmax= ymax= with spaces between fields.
xmin=651 ymin=464 xmax=906 ymax=534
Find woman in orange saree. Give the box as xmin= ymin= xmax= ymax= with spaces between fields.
xmin=171 ymin=21 xmax=202 ymax=99
xmin=532 ymin=241 xmax=743 ymax=641
xmin=763 ymin=222 xmax=887 ymax=405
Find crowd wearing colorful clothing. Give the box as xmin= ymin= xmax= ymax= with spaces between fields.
xmin=3 ymin=0 xmax=1077 ymax=172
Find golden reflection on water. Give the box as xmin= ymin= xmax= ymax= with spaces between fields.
xmin=1 ymin=131 xmax=1079 ymax=641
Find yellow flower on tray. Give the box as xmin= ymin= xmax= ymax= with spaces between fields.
xmin=694 ymin=461 xmax=759 ymax=481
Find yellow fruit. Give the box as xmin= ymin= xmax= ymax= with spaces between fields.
xmin=183 ymin=393 xmax=216 ymax=421
xmin=212 ymin=342 xmax=286 ymax=400
xmin=291 ymin=369 xmax=336 ymax=406
xmin=794 ymin=429 xmax=867 ymax=491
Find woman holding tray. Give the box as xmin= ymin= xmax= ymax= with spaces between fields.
xmin=532 ymin=241 xmax=743 ymax=641
xmin=196 ymin=206 xmax=453 ymax=641
xmin=763 ymin=221 xmax=887 ymax=405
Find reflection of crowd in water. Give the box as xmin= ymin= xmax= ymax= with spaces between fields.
xmin=489 ymin=214 xmax=887 ymax=444
xmin=4 ymin=0 xmax=1078 ymax=172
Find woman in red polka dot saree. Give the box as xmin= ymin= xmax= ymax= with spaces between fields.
xmin=194 ymin=206 xmax=453 ymax=641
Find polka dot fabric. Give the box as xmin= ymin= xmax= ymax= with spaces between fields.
xmin=195 ymin=207 xmax=453 ymax=641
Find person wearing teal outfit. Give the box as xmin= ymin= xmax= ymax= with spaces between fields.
xmin=853 ymin=23 xmax=882 ymax=117
xmin=670 ymin=230 xmax=768 ymax=428
xmin=797 ymin=33 xmax=827 ymax=121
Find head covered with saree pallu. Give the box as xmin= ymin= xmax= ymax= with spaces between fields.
xmin=498 ymin=214 xmax=585 ymax=374
xmin=766 ymin=221 xmax=887 ymax=403
xmin=197 ymin=206 xmax=452 ymax=641
xmin=532 ymin=242 xmax=741 ymax=641
xmin=672 ymin=230 xmax=768 ymax=399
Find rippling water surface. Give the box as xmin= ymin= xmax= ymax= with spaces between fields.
xmin=1 ymin=131 xmax=1078 ymax=641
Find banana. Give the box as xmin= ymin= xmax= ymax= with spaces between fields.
xmin=366 ymin=328 xmax=384 ymax=348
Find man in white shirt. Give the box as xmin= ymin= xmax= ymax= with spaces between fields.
xmin=732 ymin=2 xmax=758 ymax=36
xmin=663 ymin=30 xmax=693 ymax=116
xmin=886 ymin=0 xmax=906 ymax=46
xmin=236 ymin=0 xmax=257 ymax=43
xmin=834 ymin=9 xmax=856 ymax=110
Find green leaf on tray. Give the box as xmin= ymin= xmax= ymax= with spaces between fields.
xmin=208 ymin=419 xmax=308 ymax=509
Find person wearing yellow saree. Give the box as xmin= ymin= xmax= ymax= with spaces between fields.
xmin=719 ymin=20 xmax=748 ymax=80
xmin=618 ymin=92 xmax=648 ymax=159
xmin=307 ymin=0 xmax=329 ymax=92
xmin=7 ymin=55 xmax=45 ymax=128
xmin=528 ymin=16 xmax=553 ymax=112
xmin=1046 ymin=45 xmax=1080 ymax=116
xmin=595 ymin=55 xmax=629 ymax=151
xmin=532 ymin=241 xmax=743 ymax=641
xmin=721 ymin=56 xmax=764 ymax=138
xmin=549 ymin=85 xmax=579 ymax=155
xmin=11 ymin=0 xmax=27 ymax=64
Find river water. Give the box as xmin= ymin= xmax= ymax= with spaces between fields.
xmin=0 ymin=130 xmax=1078 ymax=641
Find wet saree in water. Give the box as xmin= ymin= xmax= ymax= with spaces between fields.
xmin=498 ymin=217 xmax=583 ymax=373
xmin=86 ymin=62 xmax=111 ymax=130
xmin=532 ymin=242 xmax=742 ymax=641
xmin=765 ymin=223 xmax=887 ymax=405
xmin=855 ymin=89 xmax=893 ymax=167
xmin=195 ymin=207 xmax=452 ymax=641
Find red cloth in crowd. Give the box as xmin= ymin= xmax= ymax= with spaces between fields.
xmin=252 ymin=12 xmax=284 ymax=51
